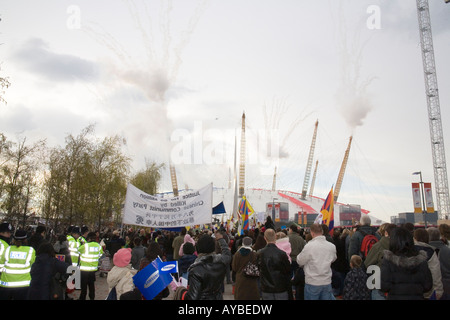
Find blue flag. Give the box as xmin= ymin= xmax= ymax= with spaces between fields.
xmin=158 ymin=261 xmax=178 ymax=274
xmin=133 ymin=258 xmax=173 ymax=300
xmin=212 ymin=201 xmax=226 ymax=214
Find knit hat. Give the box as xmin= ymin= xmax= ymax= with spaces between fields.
xmin=196 ymin=234 xmax=215 ymax=254
xmin=241 ymin=236 xmax=253 ymax=249
xmin=113 ymin=248 xmax=132 ymax=267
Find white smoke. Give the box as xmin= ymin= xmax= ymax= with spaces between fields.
xmin=335 ymin=1 xmax=376 ymax=131
xmin=80 ymin=0 xmax=209 ymax=170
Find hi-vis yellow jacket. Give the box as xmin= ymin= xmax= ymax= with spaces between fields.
xmin=67 ymin=235 xmax=80 ymax=266
xmin=0 ymin=245 xmax=35 ymax=288
xmin=78 ymin=241 xmax=103 ymax=272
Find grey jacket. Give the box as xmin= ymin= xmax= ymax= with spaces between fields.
xmin=429 ymin=240 xmax=450 ymax=294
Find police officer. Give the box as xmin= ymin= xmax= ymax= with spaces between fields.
xmin=0 ymin=223 xmax=13 ymax=273
xmin=79 ymin=226 xmax=89 ymax=246
xmin=67 ymin=226 xmax=81 ymax=267
xmin=0 ymin=229 xmax=36 ymax=300
xmin=78 ymin=232 xmax=103 ymax=300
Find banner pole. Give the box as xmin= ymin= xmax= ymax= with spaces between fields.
xmin=210 ymin=182 xmax=213 ymax=229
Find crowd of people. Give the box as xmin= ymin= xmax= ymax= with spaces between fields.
xmin=0 ymin=214 xmax=450 ymax=301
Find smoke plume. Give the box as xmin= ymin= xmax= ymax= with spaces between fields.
xmin=335 ymin=1 xmax=376 ymax=131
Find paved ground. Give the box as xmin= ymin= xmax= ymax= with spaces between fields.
xmin=70 ymin=270 xmax=235 ymax=300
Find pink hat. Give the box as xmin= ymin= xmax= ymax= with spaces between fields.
xmin=113 ymin=248 xmax=132 ymax=267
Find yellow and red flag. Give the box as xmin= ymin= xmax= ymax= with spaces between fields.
xmin=315 ymin=186 xmax=334 ymax=233
xmin=239 ymin=196 xmax=255 ymax=233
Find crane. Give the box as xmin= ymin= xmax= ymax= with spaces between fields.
xmin=416 ymin=0 xmax=450 ymax=219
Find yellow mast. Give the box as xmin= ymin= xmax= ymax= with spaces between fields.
xmin=272 ymin=166 xmax=277 ymax=191
xmin=334 ymin=136 xmax=353 ymax=203
xmin=309 ymin=160 xmax=319 ymax=197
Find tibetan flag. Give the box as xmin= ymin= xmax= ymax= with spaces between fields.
xmin=239 ymin=196 xmax=255 ymax=233
xmin=320 ymin=187 xmax=334 ymax=233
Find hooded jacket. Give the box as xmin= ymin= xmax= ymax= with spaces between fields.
xmin=381 ymin=250 xmax=432 ymax=300
xmin=414 ymin=241 xmax=444 ymax=299
xmin=107 ymin=265 xmax=137 ymax=300
xmin=429 ymin=240 xmax=450 ymax=294
xmin=28 ymin=253 xmax=70 ymax=300
xmin=276 ymin=237 xmax=292 ymax=263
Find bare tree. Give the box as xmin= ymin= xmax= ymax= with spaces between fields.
xmin=0 ymin=136 xmax=46 ymax=227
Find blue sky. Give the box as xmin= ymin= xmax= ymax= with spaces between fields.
xmin=1 ymin=0 xmax=450 ymax=223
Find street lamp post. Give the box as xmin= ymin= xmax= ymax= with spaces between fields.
xmin=413 ymin=171 xmax=428 ymax=228
xmin=272 ymin=198 xmax=278 ymax=221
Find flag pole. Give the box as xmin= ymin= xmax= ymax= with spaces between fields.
xmin=232 ymin=132 xmax=239 ymax=222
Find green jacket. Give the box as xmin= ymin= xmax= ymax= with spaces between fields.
xmin=288 ymin=232 xmax=306 ymax=261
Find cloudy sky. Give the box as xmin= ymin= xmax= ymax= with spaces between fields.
xmin=1 ymin=0 xmax=449 ymax=223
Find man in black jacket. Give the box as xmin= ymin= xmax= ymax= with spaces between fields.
xmin=185 ymin=231 xmax=231 ymax=300
xmin=257 ymin=228 xmax=291 ymax=300
xmin=29 ymin=225 xmax=48 ymax=252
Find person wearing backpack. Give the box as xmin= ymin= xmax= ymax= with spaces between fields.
xmin=348 ymin=215 xmax=381 ymax=264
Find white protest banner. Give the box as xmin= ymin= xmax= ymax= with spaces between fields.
xmin=123 ymin=183 xmax=213 ymax=228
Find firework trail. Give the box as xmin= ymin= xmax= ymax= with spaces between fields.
xmin=334 ymin=1 xmax=376 ymax=132
xmin=80 ymin=0 xmax=209 ymax=168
